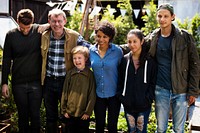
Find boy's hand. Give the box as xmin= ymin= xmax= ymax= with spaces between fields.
xmin=81 ymin=114 xmax=89 ymax=120
xmin=64 ymin=113 xmax=70 ymax=118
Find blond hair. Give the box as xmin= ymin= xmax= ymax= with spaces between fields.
xmin=71 ymin=46 xmax=89 ymax=60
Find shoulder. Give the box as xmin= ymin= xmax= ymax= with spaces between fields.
xmin=111 ymin=43 xmax=123 ymax=54
xmin=174 ymin=27 xmax=194 ymax=43
xmin=64 ymin=27 xmax=79 ymax=36
xmin=6 ymin=27 xmax=18 ymax=34
xmin=89 ymin=44 xmax=97 ymax=51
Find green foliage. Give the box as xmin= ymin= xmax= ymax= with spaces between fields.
xmin=141 ymin=0 xmax=159 ymax=36
xmin=176 ymin=18 xmax=192 ymax=32
xmin=147 ymin=104 xmax=156 ymax=132
xmin=176 ymin=13 xmax=200 ymax=55
xmin=191 ymin=14 xmax=200 ymax=47
xmin=66 ymin=6 xmax=82 ymax=32
xmin=117 ymin=112 xmax=128 ymax=132
xmin=0 ymin=74 xmax=18 ymax=132
xmin=101 ymin=1 xmax=137 ymax=45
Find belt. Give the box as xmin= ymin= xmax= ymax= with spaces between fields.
xmin=46 ymin=76 xmax=65 ymax=80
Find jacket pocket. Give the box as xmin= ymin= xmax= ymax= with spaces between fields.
xmin=175 ymin=44 xmax=188 ymax=59
xmin=41 ymin=44 xmax=48 ymax=57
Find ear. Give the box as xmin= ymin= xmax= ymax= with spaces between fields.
xmin=63 ymin=19 xmax=67 ymax=25
xmin=172 ymin=14 xmax=175 ymax=21
xmin=141 ymin=39 xmax=144 ymax=45
xmin=85 ymin=57 xmax=88 ymax=62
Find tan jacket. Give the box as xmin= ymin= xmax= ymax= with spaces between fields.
xmin=41 ymin=28 xmax=79 ymax=85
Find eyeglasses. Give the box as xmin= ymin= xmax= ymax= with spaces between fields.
xmin=50 ymin=20 xmax=64 ymax=24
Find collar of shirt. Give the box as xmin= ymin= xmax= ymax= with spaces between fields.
xmin=50 ymin=30 xmax=65 ymax=40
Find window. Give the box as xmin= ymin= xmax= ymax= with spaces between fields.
xmin=0 ymin=16 xmax=18 ymax=49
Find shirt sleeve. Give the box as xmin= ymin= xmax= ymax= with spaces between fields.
xmin=2 ymin=33 xmax=12 ymax=85
xmin=77 ymin=35 xmax=91 ymax=48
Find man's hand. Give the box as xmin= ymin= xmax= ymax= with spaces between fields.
xmin=2 ymin=84 xmax=9 ymax=98
xmin=81 ymin=114 xmax=89 ymax=120
xmin=187 ymin=95 xmax=196 ymax=106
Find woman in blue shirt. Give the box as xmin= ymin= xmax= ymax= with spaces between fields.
xmin=90 ymin=20 xmax=123 ymax=133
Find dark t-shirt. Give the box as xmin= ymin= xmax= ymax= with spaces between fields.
xmin=156 ymin=35 xmax=173 ymax=90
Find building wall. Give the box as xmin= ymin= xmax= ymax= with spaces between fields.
xmin=10 ymin=0 xmax=52 ymax=24
xmin=158 ymin=0 xmax=200 ymax=22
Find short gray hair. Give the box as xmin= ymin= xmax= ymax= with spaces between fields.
xmin=48 ymin=8 xmax=66 ymax=20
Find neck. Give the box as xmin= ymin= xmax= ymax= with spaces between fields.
xmin=161 ymin=26 xmax=172 ymax=37
xmin=53 ymin=31 xmax=64 ymax=39
xmin=98 ymin=44 xmax=109 ymax=51
xmin=132 ymin=52 xmax=140 ymax=61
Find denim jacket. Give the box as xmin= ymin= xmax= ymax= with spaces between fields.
xmin=146 ymin=24 xmax=200 ymax=97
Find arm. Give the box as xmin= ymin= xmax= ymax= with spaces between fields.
xmin=187 ymin=33 xmax=200 ymax=98
xmin=37 ymin=23 xmax=50 ymax=34
xmin=1 ymin=33 xmax=12 ymax=98
xmin=77 ymin=35 xmax=91 ymax=48
xmin=84 ymin=71 xmax=96 ymax=117
xmin=60 ymin=75 xmax=70 ymax=115
xmin=146 ymin=58 xmax=157 ymax=103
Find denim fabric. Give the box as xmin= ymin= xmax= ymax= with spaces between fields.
xmin=43 ymin=77 xmax=65 ymax=126
xmin=155 ymin=85 xmax=188 ymax=133
xmin=12 ymin=81 xmax=42 ymax=133
xmin=94 ymin=95 xmax=121 ymax=133
xmin=90 ymin=43 xmax=123 ymax=98
xmin=125 ymin=108 xmax=151 ymax=133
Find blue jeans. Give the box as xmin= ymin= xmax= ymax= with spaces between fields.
xmin=12 ymin=81 xmax=42 ymax=133
xmin=155 ymin=85 xmax=188 ymax=133
xmin=125 ymin=108 xmax=151 ymax=133
xmin=43 ymin=76 xmax=65 ymax=133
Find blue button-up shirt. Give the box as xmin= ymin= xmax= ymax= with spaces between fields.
xmin=90 ymin=43 xmax=123 ymax=98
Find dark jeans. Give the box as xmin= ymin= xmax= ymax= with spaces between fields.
xmin=62 ymin=116 xmax=90 ymax=133
xmin=94 ymin=95 xmax=121 ymax=133
xmin=43 ymin=76 xmax=65 ymax=133
xmin=12 ymin=81 xmax=42 ymax=133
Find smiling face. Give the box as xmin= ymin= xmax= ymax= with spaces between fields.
xmin=73 ymin=53 xmax=87 ymax=70
xmin=95 ymin=30 xmax=110 ymax=47
xmin=49 ymin=14 xmax=66 ymax=36
xmin=127 ymin=33 xmax=143 ymax=54
xmin=156 ymin=9 xmax=175 ymax=29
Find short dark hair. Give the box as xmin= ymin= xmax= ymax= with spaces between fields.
xmin=157 ymin=3 xmax=174 ymax=15
xmin=95 ymin=20 xmax=116 ymax=42
xmin=17 ymin=9 xmax=34 ymax=25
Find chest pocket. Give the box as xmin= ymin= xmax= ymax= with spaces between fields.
xmin=175 ymin=43 xmax=188 ymax=60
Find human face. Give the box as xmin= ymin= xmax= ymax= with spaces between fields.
xmin=127 ymin=33 xmax=143 ymax=54
xmin=73 ymin=53 xmax=86 ymax=70
xmin=18 ymin=22 xmax=32 ymax=35
xmin=95 ymin=30 xmax=110 ymax=47
xmin=156 ymin=9 xmax=175 ymax=29
xmin=49 ymin=14 xmax=66 ymax=35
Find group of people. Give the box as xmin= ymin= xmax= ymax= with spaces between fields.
xmin=1 ymin=3 xmax=200 ymax=133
